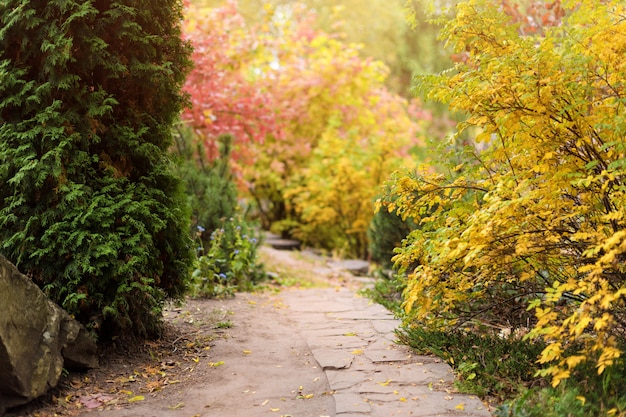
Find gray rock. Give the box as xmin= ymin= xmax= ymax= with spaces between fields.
xmin=0 ymin=256 xmax=98 ymax=413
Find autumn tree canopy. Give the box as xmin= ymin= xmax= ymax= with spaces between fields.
xmin=182 ymin=1 xmax=431 ymax=257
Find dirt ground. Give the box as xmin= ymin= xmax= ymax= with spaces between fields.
xmin=5 ymin=247 xmax=354 ymax=417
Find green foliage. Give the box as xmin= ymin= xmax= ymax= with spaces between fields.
xmin=398 ymin=326 xmax=546 ymax=399
xmin=190 ymin=215 xmax=265 ymax=298
xmin=496 ymin=386 xmax=588 ymax=417
xmin=0 ymin=0 xmax=194 ymax=340
xmin=368 ymin=197 xmax=417 ymax=270
xmin=496 ymin=358 xmax=626 ymax=417
xmin=172 ymin=125 xmax=266 ymax=298
xmin=361 ymin=269 xmax=406 ymax=314
xmin=173 ymin=128 xmax=238 ymax=241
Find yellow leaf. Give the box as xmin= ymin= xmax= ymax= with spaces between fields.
xmin=303 ymin=394 xmax=314 ymax=399
xmin=377 ymin=379 xmax=392 ymax=386
xmin=208 ymin=361 xmax=224 ymax=367
xmin=243 ymin=350 xmax=252 ymax=354
xmin=399 ymin=397 xmax=407 ymax=402
xmin=455 ymin=403 xmax=465 ymax=410
xmin=128 ymin=396 xmax=145 ymax=403
xmin=351 ymin=349 xmax=363 ymax=355
xmin=269 ymin=408 xmax=280 ymax=412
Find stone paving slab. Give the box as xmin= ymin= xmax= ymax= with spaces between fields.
xmin=280 ymin=287 xmax=493 ymax=417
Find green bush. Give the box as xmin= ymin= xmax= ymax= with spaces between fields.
xmin=172 ymin=129 xmax=238 ymax=242
xmin=368 ymin=203 xmax=416 ymax=270
xmin=172 ymin=127 xmax=266 ymax=298
xmin=191 ymin=215 xmax=265 ymax=298
xmin=0 ymin=0 xmax=194 ymax=340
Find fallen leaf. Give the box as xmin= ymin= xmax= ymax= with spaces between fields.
xmin=270 ymin=408 xmax=280 ymax=412
xmin=70 ymin=379 xmax=83 ymax=389
xmin=243 ymin=350 xmax=252 ymax=354
xmin=456 ymin=403 xmax=465 ymax=410
xmin=261 ymin=399 xmax=269 ymax=406
xmin=208 ymin=361 xmax=224 ymax=367
xmin=79 ymin=394 xmax=114 ymax=409
xmin=168 ymin=402 xmax=185 ymax=410
xmin=128 ymin=395 xmax=145 ymax=403
xmin=351 ymin=349 xmax=363 ymax=355
xmin=343 ymin=332 xmax=357 ymax=336
xmin=377 ymin=379 xmax=392 ymax=386
xmin=400 ymin=397 xmax=407 ymax=402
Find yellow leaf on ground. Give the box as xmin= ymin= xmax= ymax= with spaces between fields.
xmin=128 ymin=396 xmax=144 ymax=403
xmin=455 ymin=403 xmax=465 ymax=410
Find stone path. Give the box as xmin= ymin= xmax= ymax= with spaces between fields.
xmin=280 ymin=286 xmax=492 ymax=417
xmin=83 ymin=248 xmax=493 ymax=417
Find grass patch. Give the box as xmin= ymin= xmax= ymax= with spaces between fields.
xmin=360 ymin=268 xmax=405 ymax=314
xmin=257 ymin=247 xmax=331 ymax=288
xmin=398 ymin=326 xmax=546 ymax=400
xmin=398 ymin=323 xmax=626 ymax=416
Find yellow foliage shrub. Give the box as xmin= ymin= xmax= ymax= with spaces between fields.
xmin=385 ymin=0 xmax=626 ymax=386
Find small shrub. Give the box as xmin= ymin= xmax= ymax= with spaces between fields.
xmin=190 ymin=215 xmax=266 ymax=298
xmin=368 ymin=203 xmax=416 ymax=270
xmin=361 ymin=269 xmax=406 ymax=315
xmin=496 ymin=357 xmax=626 ymax=417
xmin=172 ymin=129 xmax=238 ymax=242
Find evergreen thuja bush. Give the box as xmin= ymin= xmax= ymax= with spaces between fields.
xmin=172 ymin=129 xmax=238 ymax=242
xmin=0 ymin=0 xmax=194 ymax=340
xmin=368 ymin=205 xmax=416 ymax=270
